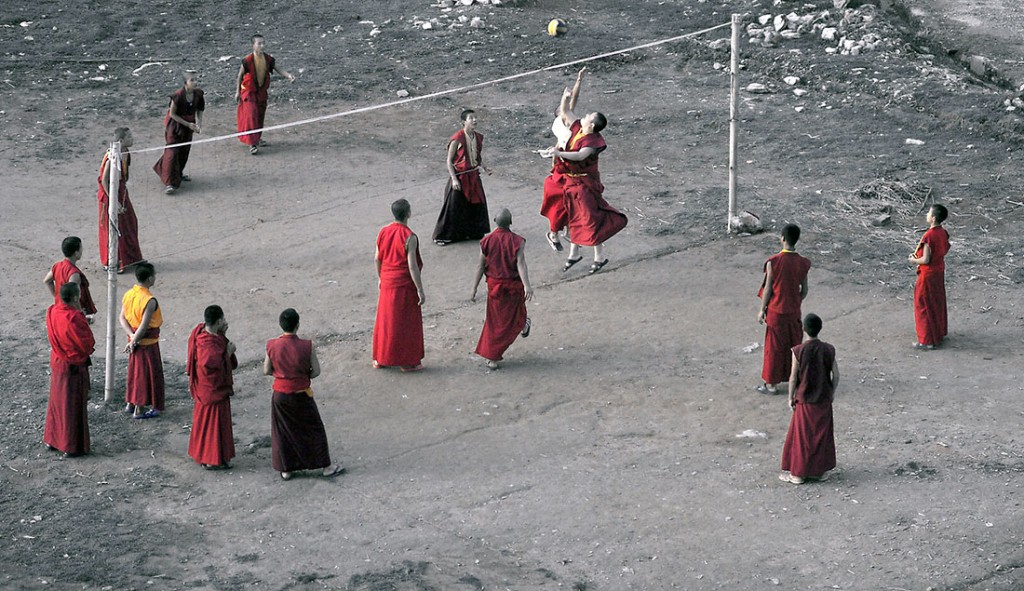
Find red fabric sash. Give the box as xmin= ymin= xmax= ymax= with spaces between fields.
xmin=46 ymin=304 xmax=95 ymax=365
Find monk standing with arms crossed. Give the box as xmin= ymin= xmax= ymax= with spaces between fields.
xmin=235 ymin=34 xmax=295 ymax=155
xmin=756 ymin=224 xmax=810 ymax=395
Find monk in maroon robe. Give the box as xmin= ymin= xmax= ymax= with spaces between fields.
xmin=550 ymin=85 xmax=627 ymax=274
xmin=374 ymin=199 xmax=426 ymax=371
xmin=756 ymin=224 xmax=811 ymax=395
xmin=540 ymin=68 xmax=586 ymax=252
xmin=235 ymin=34 xmax=295 ymax=155
xmin=433 ymin=109 xmax=491 ymax=244
xmin=264 ymin=308 xmax=344 ymax=480
xmin=44 ymin=236 xmax=97 ymax=317
xmin=44 ymin=283 xmax=95 ymax=457
xmin=154 ymin=71 xmax=205 ymax=194
xmin=186 ymin=305 xmax=237 ymax=469
xmin=780 ymin=314 xmax=839 ymax=484
xmin=98 ymin=127 xmax=144 ymax=272
xmin=470 ymin=209 xmax=534 ymax=369
xmin=119 ymin=262 xmax=165 ymax=418
xmin=908 ymin=204 xmax=950 ymax=349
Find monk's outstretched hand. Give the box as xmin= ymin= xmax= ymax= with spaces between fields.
xmin=417 ymin=289 xmax=426 ymax=306
xmin=524 ymin=287 xmax=534 ymax=301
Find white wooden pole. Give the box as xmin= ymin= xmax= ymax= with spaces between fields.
xmin=103 ymin=141 xmax=121 ymax=403
xmin=727 ymin=13 xmax=741 ymax=233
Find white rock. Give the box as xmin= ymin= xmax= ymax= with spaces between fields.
xmin=459 ymin=0 xmax=473 ymax=5
xmin=458 ymin=15 xmax=469 ymax=23
xmin=713 ymin=62 xmax=725 ymax=70
xmin=821 ymin=27 xmax=838 ymax=41
xmin=369 ymin=28 xmax=382 ymax=37
xmin=708 ymin=38 xmax=730 ymax=50
xmin=422 ymin=22 xmax=433 ymax=30
xmin=780 ymin=30 xmax=801 ymax=39
xmin=491 ymin=0 xmax=502 ymax=4
xmin=396 ymin=89 xmax=410 ymax=97
xmin=795 ymin=106 xmax=805 ymax=112
xmin=759 ymin=14 xmax=773 ymax=25
xmin=905 ymin=138 xmax=925 ymax=145
xmin=470 ymin=16 xmax=484 ymax=28
xmin=773 ymin=14 xmax=787 ymax=31
xmin=735 ymin=429 xmax=767 ymax=439
xmin=825 ymin=46 xmax=838 ymax=54
xmin=746 ymin=83 xmax=770 ymax=94
xmin=783 ymin=76 xmax=800 ymax=86
xmin=438 ymin=0 xmax=454 ymax=6
xmin=793 ymin=88 xmax=808 ymax=96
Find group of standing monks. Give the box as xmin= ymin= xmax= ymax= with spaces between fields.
xmin=45 ymin=41 xmax=953 ymax=485
xmin=754 ymin=205 xmax=950 ymax=484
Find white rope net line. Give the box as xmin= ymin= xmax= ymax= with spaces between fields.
xmin=131 ymin=21 xmax=731 ymax=155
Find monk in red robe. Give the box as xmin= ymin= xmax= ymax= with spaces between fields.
xmin=432 ymin=109 xmax=491 ymax=244
xmin=119 ymin=262 xmax=165 ymax=419
xmin=550 ymin=85 xmax=628 ymax=274
xmin=264 ymin=308 xmax=344 ymax=480
xmin=44 ymin=283 xmax=95 ymax=457
xmin=540 ymin=68 xmax=586 ymax=252
xmin=470 ymin=208 xmax=534 ymax=369
xmin=756 ymin=224 xmax=811 ymax=395
xmin=98 ymin=127 xmax=144 ymax=273
xmin=780 ymin=313 xmax=839 ymax=484
xmin=374 ymin=199 xmax=426 ymax=371
xmin=186 ymin=305 xmax=237 ymax=470
xmin=908 ymin=204 xmax=950 ymax=349
xmin=154 ymin=71 xmax=205 ymax=194
xmin=44 ymin=236 xmax=97 ymax=319
xmin=235 ymin=34 xmax=295 ymax=155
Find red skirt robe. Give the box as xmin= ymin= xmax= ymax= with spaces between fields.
xmin=475 ymin=228 xmax=528 ymax=362
xmin=758 ymin=251 xmax=811 ymax=384
xmin=781 ymin=340 xmax=837 ymax=478
xmin=373 ymin=223 xmax=425 ymax=367
xmin=44 ymin=304 xmax=95 ymax=455
xmin=237 ymin=53 xmax=275 ymax=146
xmin=97 ymin=154 xmax=143 ymax=270
xmin=913 ymin=227 xmax=950 ymax=346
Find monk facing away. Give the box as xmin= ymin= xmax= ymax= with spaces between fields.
xmin=44 ymin=283 xmax=95 ymax=457
xmin=44 ymin=236 xmax=97 ymax=321
xmin=907 ymin=203 xmax=950 ymax=350
xmin=756 ymin=224 xmax=810 ymax=395
xmin=186 ymin=305 xmax=237 ymax=470
xmin=264 ymin=308 xmax=345 ymax=480
xmin=780 ymin=313 xmax=839 ymax=485
xmin=373 ymin=199 xmax=426 ymax=372
xmin=119 ymin=262 xmax=165 ymax=419
xmin=470 ymin=208 xmax=534 ymax=370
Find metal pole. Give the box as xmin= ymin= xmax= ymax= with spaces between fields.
xmin=727 ymin=13 xmax=741 ymax=233
xmin=103 ymin=141 xmax=121 ymax=403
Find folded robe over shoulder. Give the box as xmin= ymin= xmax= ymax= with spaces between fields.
xmin=186 ymin=323 xmax=236 ymax=466
xmin=45 ymin=303 xmax=95 ymax=455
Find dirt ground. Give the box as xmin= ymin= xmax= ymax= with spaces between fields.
xmin=1 ymin=0 xmax=1023 ymax=589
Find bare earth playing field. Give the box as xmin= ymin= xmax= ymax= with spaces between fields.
xmin=1 ymin=0 xmax=1023 ymax=589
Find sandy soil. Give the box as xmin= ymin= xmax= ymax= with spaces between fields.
xmin=1 ymin=0 xmax=1023 ymax=589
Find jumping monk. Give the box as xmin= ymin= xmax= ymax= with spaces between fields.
xmin=186 ymin=305 xmax=237 ymax=470
xmin=432 ymin=109 xmax=491 ymax=245
xmin=44 ymin=236 xmax=97 ymax=320
xmin=44 ymin=283 xmax=95 ymax=457
xmin=908 ymin=204 xmax=950 ymax=350
xmin=756 ymin=224 xmax=810 ymax=395
xmin=470 ymin=208 xmax=534 ymax=369
xmin=119 ymin=262 xmax=165 ymax=419
xmin=264 ymin=308 xmax=344 ymax=480
xmin=373 ymin=199 xmax=426 ymax=371
xmin=235 ymin=34 xmax=295 ymax=155
xmin=540 ymin=67 xmax=586 ymax=252
xmin=98 ymin=127 xmax=144 ymax=273
xmin=550 ymin=85 xmax=627 ymax=274
xmin=780 ymin=313 xmax=839 ymax=484
xmin=154 ymin=71 xmax=205 ymax=194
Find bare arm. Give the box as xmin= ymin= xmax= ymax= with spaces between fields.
xmin=235 ymin=64 xmax=245 ymax=102
xmin=558 ymin=87 xmax=578 ymax=128
xmin=758 ymin=262 xmax=773 ymax=324
xmin=44 ymin=268 xmax=56 ymax=297
xmin=167 ymin=99 xmax=199 ymax=132
xmin=830 ymin=359 xmax=840 ymax=392
xmin=195 ymin=108 xmax=203 ymax=132
xmin=309 ymin=346 xmax=321 ymax=379
xmin=274 ymin=64 xmax=296 ymax=81
xmin=553 ymin=146 xmax=596 ymax=162
xmin=263 ymin=353 xmax=273 ymax=376
xmin=374 ymin=244 xmax=382 ymax=282
xmin=406 ymin=234 xmax=425 ymax=306
xmin=446 ymin=140 xmax=461 ymax=191
xmin=568 ymin=67 xmax=586 ymax=111
xmin=799 ymin=275 xmax=808 ymax=301
xmin=470 ymin=250 xmax=486 ymax=302
xmin=516 ymin=245 xmax=533 ymax=301
xmin=787 ymin=352 xmax=800 ymax=410
xmin=908 ymin=243 xmax=931 ymax=265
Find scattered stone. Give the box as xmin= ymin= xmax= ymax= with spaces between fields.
xmin=793 ymin=88 xmax=808 ymax=96
xmin=758 ymin=14 xmax=773 ymax=26
xmin=783 ymin=76 xmax=800 ymax=86
xmin=708 ymin=38 xmax=730 ymax=51
xmin=872 ymin=213 xmax=892 ymax=226
xmin=821 ymin=27 xmax=838 ymax=41
xmin=745 ymin=83 xmax=770 ymax=94
xmin=469 ymin=16 xmax=484 ymax=28
xmin=773 ymin=14 xmax=787 ymax=31
xmin=730 ymin=210 xmax=763 ymax=233
xmin=396 ymin=89 xmax=410 ymax=97
xmin=905 ymin=138 xmax=924 ymax=145
xmin=736 ymin=429 xmax=768 ymax=439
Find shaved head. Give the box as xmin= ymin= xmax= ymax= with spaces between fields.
xmin=494 ymin=208 xmax=512 ymax=229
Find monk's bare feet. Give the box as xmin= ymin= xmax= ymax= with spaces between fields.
xmin=124 ymin=403 xmax=136 ymax=415
xmin=779 ymin=472 xmax=805 ymax=484
xmin=322 ymin=465 xmax=346 ymax=478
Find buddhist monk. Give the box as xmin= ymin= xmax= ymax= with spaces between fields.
xmin=780 ymin=313 xmax=839 ymax=484
xmin=44 ymin=236 xmax=97 ymax=320
xmin=470 ymin=208 xmax=534 ymax=369
xmin=119 ymin=262 xmax=165 ymax=419
xmin=98 ymin=127 xmax=144 ymax=273
xmin=186 ymin=305 xmax=237 ymax=470
xmin=154 ymin=71 xmax=205 ymax=194
xmin=540 ymin=67 xmax=586 ymax=252
xmin=373 ymin=199 xmax=426 ymax=371
xmin=908 ymin=204 xmax=950 ymax=350
xmin=432 ymin=109 xmax=491 ymax=245
xmin=44 ymin=283 xmax=95 ymax=457
xmin=756 ymin=224 xmax=810 ymax=395
xmin=550 ymin=84 xmax=627 ymax=274
xmin=264 ymin=308 xmax=344 ymax=480
xmin=235 ymin=34 xmax=295 ymax=155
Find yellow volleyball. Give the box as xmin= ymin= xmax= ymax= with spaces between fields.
xmin=547 ymin=18 xmax=567 ymax=37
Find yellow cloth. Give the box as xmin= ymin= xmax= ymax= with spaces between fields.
xmin=122 ymin=285 xmax=162 ymax=345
